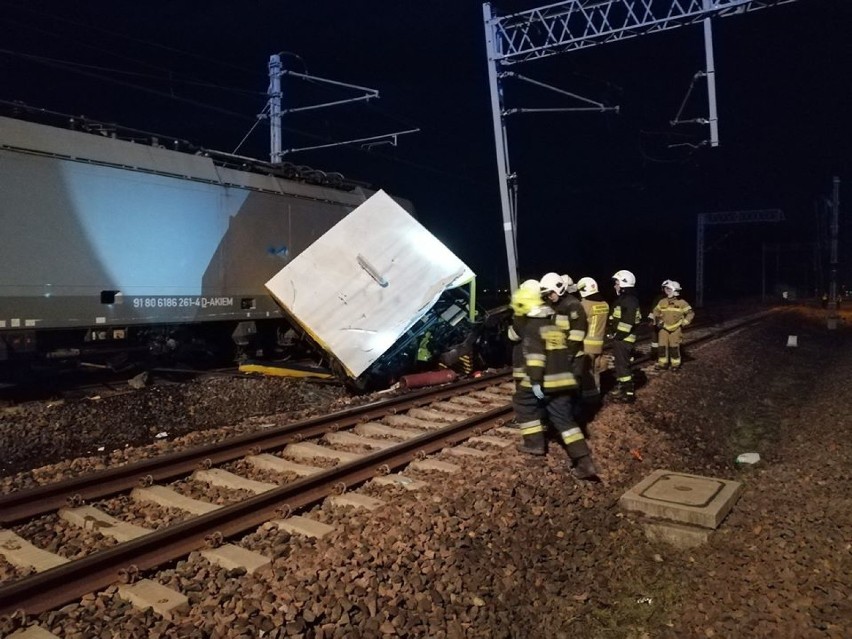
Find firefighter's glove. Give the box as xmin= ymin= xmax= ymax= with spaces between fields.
xmin=531 ymin=384 xmax=545 ymax=400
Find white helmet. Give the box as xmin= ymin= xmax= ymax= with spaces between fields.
xmin=612 ymin=270 xmax=636 ymax=288
xmin=561 ymin=274 xmax=579 ymax=294
xmin=520 ymin=279 xmax=540 ymax=292
xmin=661 ymin=279 xmax=672 ymax=289
xmin=666 ymin=280 xmax=682 ymax=297
xmin=540 ymin=272 xmax=567 ymax=297
xmin=576 ymin=276 xmax=598 ymax=298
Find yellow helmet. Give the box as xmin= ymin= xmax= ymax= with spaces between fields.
xmin=511 ymin=287 xmax=542 ymax=316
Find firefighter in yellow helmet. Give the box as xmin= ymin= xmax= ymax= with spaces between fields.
xmin=510 ymin=286 xmax=599 ymax=480
xmin=652 ymin=280 xmax=694 ymax=370
xmin=508 ymin=280 xmax=541 ymax=389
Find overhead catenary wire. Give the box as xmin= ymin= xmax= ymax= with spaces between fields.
xmin=0 ymin=48 xmax=266 ymax=97
xmin=0 ymin=48 xmax=259 ymax=122
xmin=233 ymin=102 xmax=270 ymax=155
xmin=1 ymin=2 xmax=263 ymax=77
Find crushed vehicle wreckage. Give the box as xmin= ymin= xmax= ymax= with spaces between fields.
xmin=264 ymin=190 xmax=510 ymax=391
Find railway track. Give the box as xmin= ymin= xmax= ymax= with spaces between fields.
xmin=0 ymin=308 xmax=774 ymax=621
xmin=0 ymin=373 xmax=517 ymax=615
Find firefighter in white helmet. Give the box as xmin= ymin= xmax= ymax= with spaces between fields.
xmin=647 ymin=279 xmax=672 ymax=361
xmin=652 ymin=280 xmax=694 ymax=371
xmin=540 ymin=271 xmax=587 ymax=415
xmin=608 ymin=270 xmax=642 ymax=403
xmin=539 ymin=272 xmax=587 ymax=366
xmin=510 ymin=285 xmax=599 ymax=480
xmin=560 ymin=273 xmax=579 ymax=294
xmin=576 ymin=277 xmax=610 ymax=408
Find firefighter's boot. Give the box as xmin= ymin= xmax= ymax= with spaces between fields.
xmin=622 ymin=380 xmax=636 ymax=403
xmin=655 ymin=346 xmax=669 ymax=370
xmin=610 ymin=381 xmax=635 ymax=404
xmin=517 ymin=431 xmax=546 ymax=456
xmin=573 ymin=455 xmax=599 ymax=481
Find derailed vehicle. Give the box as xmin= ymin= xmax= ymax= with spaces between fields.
xmin=265 ymin=190 xmax=510 ymax=391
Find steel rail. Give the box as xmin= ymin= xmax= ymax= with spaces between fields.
xmin=0 ymin=371 xmax=511 ymax=524
xmin=0 ymin=405 xmax=512 ymax=616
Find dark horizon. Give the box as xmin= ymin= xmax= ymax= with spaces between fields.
xmin=1 ymin=0 xmax=849 ymax=298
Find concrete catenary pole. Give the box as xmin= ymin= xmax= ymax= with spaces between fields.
xmin=268 ymin=54 xmax=283 ymax=165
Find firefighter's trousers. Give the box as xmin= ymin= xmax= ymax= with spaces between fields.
xmin=611 ymin=339 xmax=634 ymax=380
xmin=657 ymin=327 xmax=684 ymax=368
xmin=650 ymin=327 xmax=662 ymax=358
xmin=513 ymin=388 xmax=590 ymax=461
xmin=610 ymin=339 xmax=635 ymax=397
xmin=579 ymin=353 xmax=605 ymax=402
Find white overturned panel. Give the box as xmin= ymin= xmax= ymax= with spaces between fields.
xmin=265 ymin=189 xmax=474 ymax=378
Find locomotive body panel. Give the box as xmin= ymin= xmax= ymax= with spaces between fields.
xmin=0 ymin=116 xmax=375 ymax=332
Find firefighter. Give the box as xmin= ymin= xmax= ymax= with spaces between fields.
xmin=608 ymin=269 xmax=642 ymax=403
xmin=647 ymin=280 xmax=671 ymax=361
xmin=510 ymin=286 xmax=599 ymax=480
xmin=509 ymin=279 xmax=541 ymax=389
xmin=539 ymin=272 xmax=587 ymax=363
xmin=576 ymin=276 xmax=610 ymax=405
xmin=652 ymin=280 xmax=694 ymax=371
xmin=541 ymin=272 xmax=587 ymax=416
xmin=561 ymin=273 xmax=579 ymax=295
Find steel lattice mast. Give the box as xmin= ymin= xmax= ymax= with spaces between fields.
xmin=484 ymin=0 xmax=799 ymax=290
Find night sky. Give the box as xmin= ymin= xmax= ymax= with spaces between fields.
xmin=2 ymin=0 xmax=850 ymax=305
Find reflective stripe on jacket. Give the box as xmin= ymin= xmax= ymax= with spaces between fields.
xmin=549 ymin=294 xmax=587 ymax=359
xmin=609 ymin=291 xmax=641 ymax=343
xmin=653 ymin=298 xmax=695 ymax=332
xmin=518 ymin=315 xmax=578 ymax=391
xmin=581 ymin=298 xmax=609 ymax=354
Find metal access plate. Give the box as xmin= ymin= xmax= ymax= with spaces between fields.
xmin=620 ymin=469 xmax=744 ymax=529
xmin=640 ymin=473 xmax=725 ymax=508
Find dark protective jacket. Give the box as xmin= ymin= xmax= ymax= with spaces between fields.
xmin=608 ymin=289 xmax=642 ymax=343
xmin=580 ymin=294 xmax=610 ymax=355
xmin=548 ymin=293 xmax=587 ymax=359
xmin=518 ymin=312 xmax=579 ymax=392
